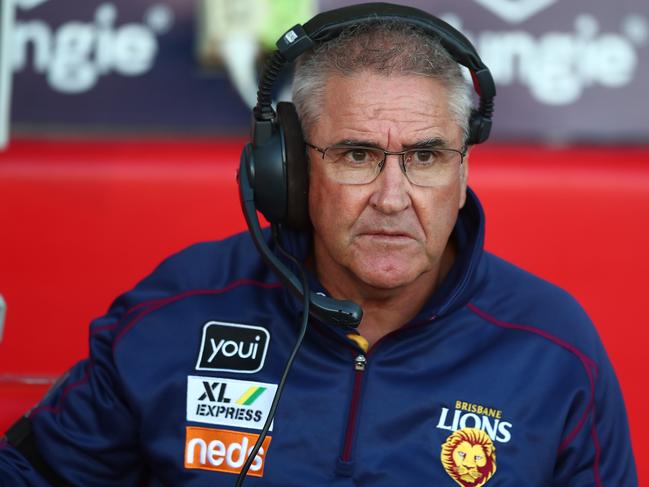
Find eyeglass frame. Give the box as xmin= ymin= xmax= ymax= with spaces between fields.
xmin=304 ymin=141 xmax=467 ymax=187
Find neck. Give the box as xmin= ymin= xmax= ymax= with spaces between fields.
xmin=315 ymin=241 xmax=457 ymax=348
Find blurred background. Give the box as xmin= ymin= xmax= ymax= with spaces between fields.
xmin=1 ymin=0 xmax=647 ymax=481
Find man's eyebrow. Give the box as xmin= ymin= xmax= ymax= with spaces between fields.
xmin=402 ymin=137 xmax=448 ymax=149
xmin=333 ymin=139 xmax=383 ymax=148
xmin=331 ymin=137 xmax=451 ymax=149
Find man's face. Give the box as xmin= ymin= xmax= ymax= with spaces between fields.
xmin=307 ymin=70 xmax=468 ymax=292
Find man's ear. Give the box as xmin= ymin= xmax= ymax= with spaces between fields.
xmin=459 ymin=147 xmax=470 ymax=209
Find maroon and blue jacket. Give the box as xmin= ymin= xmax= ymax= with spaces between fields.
xmin=0 ymin=189 xmax=637 ymax=486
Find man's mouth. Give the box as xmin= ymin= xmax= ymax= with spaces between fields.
xmin=360 ymin=231 xmax=414 ymax=241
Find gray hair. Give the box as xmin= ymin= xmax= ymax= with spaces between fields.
xmin=292 ymin=21 xmax=473 ymax=143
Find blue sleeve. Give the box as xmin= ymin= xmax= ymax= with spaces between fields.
xmin=0 ymin=311 xmax=144 ymax=486
xmin=0 ymin=241 xmax=229 ymax=485
xmin=0 ymin=440 xmax=53 ymax=486
xmin=553 ymin=344 xmax=637 ymax=486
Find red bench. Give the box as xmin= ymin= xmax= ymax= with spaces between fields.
xmin=1 ymin=139 xmax=647 ymax=481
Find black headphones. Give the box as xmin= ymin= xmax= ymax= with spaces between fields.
xmin=238 ymin=2 xmax=495 ymax=327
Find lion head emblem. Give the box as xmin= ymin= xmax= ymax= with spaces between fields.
xmin=440 ymin=428 xmax=497 ymax=487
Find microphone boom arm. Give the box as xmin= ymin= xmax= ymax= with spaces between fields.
xmin=238 ymin=145 xmax=362 ymax=327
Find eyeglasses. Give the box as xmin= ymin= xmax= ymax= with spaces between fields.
xmin=305 ymin=142 xmax=466 ymax=187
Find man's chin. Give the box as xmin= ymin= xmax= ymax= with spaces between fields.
xmin=351 ymin=263 xmax=424 ymax=291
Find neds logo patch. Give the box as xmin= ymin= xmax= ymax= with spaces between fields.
xmin=185 ymin=426 xmax=271 ymax=477
xmin=196 ymin=321 xmax=269 ymax=373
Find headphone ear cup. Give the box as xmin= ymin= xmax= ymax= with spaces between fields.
xmin=277 ymin=102 xmax=310 ymax=229
xmin=468 ymin=109 xmax=492 ymax=145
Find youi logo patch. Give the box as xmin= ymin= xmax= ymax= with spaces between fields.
xmin=196 ymin=321 xmax=269 ymax=373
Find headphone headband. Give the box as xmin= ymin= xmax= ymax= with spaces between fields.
xmin=257 ymin=2 xmax=495 ymax=145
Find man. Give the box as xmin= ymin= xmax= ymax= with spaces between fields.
xmin=0 ymin=4 xmax=637 ymax=486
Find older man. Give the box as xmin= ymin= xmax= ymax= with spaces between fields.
xmin=301 ymin=55 xmax=468 ymax=347
xmin=1 ymin=3 xmax=637 ymax=487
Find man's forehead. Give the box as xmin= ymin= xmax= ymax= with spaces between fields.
xmin=321 ymin=71 xmax=447 ymax=105
xmin=318 ymin=120 xmax=462 ymax=149
xmin=312 ymin=71 xmax=463 ymax=146
xmin=316 ymin=112 xmax=462 ymax=149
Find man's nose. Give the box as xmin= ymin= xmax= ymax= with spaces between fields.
xmin=368 ymin=155 xmax=411 ymax=214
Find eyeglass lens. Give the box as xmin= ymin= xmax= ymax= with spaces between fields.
xmin=322 ymin=146 xmax=462 ymax=186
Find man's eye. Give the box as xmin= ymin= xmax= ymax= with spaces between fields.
xmin=457 ymin=451 xmax=466 ymax=458
xmin=475 ymin=455 xmax=483 ymax=461
xmin=340 ymin=149 xmax=375 ymax=165
xmin=412 ymin=150 xmax=436 ymax=163
xmin=348 ymin=149 xmax=369 ymax=162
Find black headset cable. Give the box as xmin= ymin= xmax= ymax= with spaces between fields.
xmin=234 ymin=225 xmax=311 ymax=486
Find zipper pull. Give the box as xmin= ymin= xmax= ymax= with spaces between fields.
xmin=354 ymin=354 xmax=366 ymax=371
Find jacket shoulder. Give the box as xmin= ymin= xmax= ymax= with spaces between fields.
xmin=107 ymin=230 xmax=275 ymax=317
xmin=472 ymin=252 xmax=601 ymax=354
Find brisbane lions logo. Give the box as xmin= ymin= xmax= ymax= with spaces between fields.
xmin=440 ymin=428 xmax=497 ymax=486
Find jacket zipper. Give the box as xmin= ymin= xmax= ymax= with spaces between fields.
xmin=336 ymin=316 xmax=437 ymax=471
xmin=340 ymin=353 xmax=366 ymax=463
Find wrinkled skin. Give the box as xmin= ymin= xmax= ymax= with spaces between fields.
xmin=307 ymin=71 xmax=469 ymax=335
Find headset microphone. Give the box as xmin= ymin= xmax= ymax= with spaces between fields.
xmin=238 ymin=144 xmax=362 ymax=327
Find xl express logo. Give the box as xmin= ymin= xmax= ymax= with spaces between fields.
xmin=187 ymin=376 xmax=277 ymax=431
xmin=196 ymin=321 xmax=269 ymax=373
